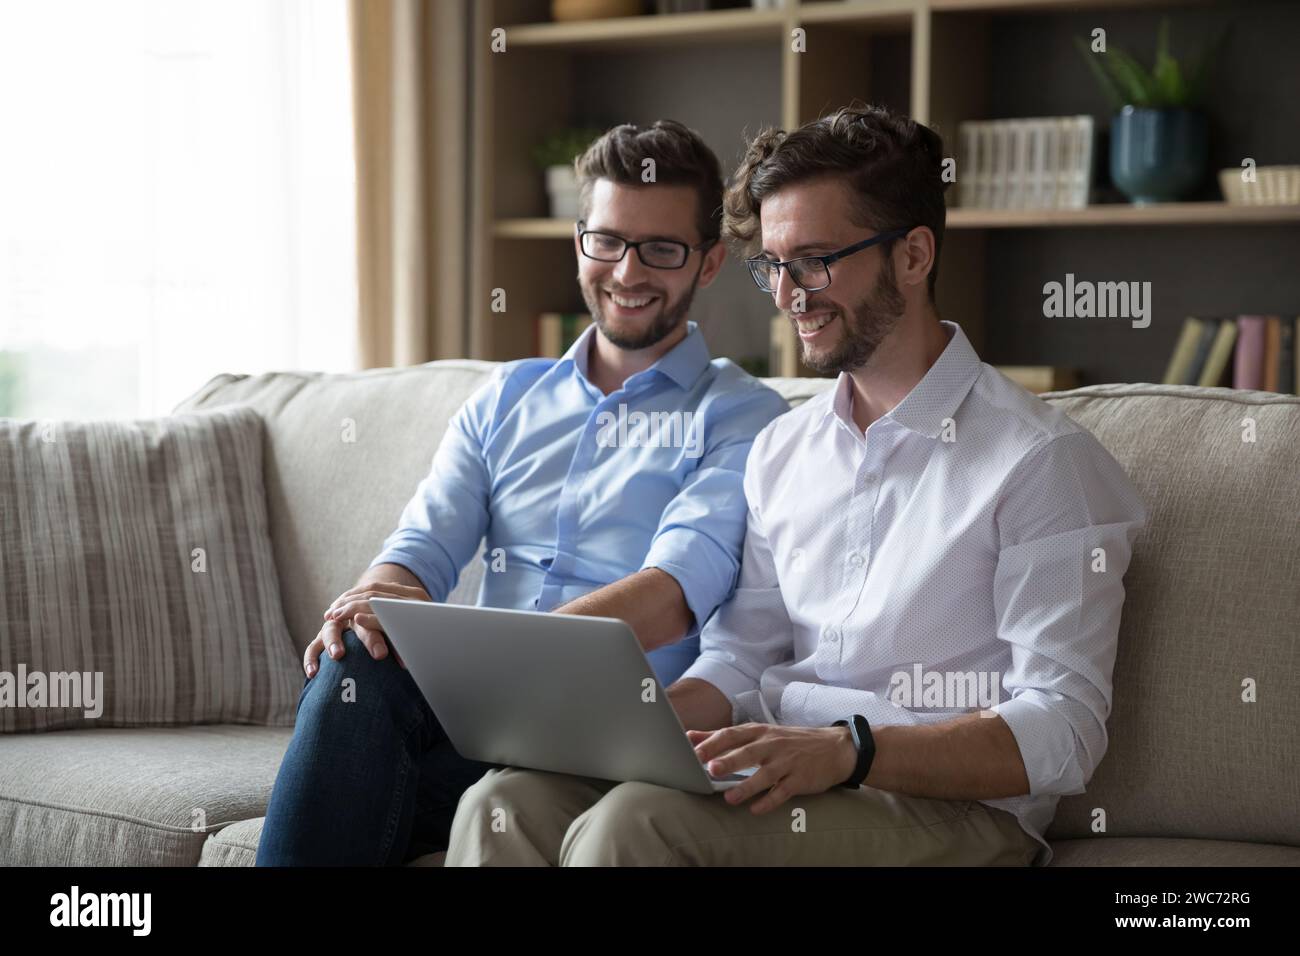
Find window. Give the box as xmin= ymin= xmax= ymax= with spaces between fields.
xmin=0 ymin=0 xmax=358 ymax=419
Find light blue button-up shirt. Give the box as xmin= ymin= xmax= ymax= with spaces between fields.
xmin=367 ymin=321 xmax=790 ymax=685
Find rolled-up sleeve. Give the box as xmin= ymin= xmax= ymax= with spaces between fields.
xmin=640 ymin=385 xmax=788 ymax=636
xmin=989 ymin=431 xmax=1147 ymax=796
xmin=367 ymin=369 xmax=506 ymax=602
xmin=678 ymin=425 xmax=795 ymax=713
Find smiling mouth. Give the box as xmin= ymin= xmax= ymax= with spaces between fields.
xmin=794 ymin=312 xmax=836 ymax=335
xmin=606 ymin=290 xmax=659 ymax=312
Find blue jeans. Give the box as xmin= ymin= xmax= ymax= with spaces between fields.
xmin=256 ymin=628 xmax=500 ymax=866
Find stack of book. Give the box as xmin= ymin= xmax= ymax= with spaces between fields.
xmin=1162 ymin=316 xmax=1299 ymax=392
xmin=535 ymin=313 xmax=593 ymax=358
xmin=958 ymin=116 xmax=1094 ymax=210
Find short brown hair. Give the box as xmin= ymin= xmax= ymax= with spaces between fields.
xmin=576 ymin=119 xmax=724 ymax=244
xmin=723 ymin=103 xmax=949 ymax=297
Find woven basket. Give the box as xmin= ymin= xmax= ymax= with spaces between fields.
xmin=1219 ymin=165 xmax=1300 ymax=205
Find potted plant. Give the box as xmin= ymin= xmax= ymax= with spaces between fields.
xmin=1076 ymin=19 xmax=1227 ymax=205
xmin=532 ymin=127 xmax=605 ymax=219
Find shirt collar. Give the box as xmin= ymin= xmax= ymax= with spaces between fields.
xmin=564 ymin=320 xmax=711 ymax=392
xmin=820 ymin=320 xmax=982 ymax=440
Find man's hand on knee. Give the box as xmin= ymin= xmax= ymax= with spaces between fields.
xmin=302 ymin=579 xmax=431 ymax=676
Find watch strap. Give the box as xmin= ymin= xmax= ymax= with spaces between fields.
xmin=832 ymin=714 xmax=875 ymax=788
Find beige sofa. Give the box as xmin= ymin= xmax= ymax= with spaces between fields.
xmin=3 ymin=359 xmax=1298 ymax=866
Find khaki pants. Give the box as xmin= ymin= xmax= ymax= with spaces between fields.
xmin=444 ymin=767 xmax=1041 ymax=866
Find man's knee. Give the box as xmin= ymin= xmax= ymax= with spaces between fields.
xmin=452 ymin=768 xmax=539 ymax=833
xmin=312 ymin=627 xmax=399 ymax=684
xmin=302 ymin=628 xmax=422 ymax=723
xmin=561 ymin=781 xmax=688 ymax=865
xmin=452 ymin=770 xmax=499 ymax=827
xmin=445 ymin=769 xmax=543 ymax=864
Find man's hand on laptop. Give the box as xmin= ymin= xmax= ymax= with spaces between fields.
xmin=302 ymin=581 xmax=431 ymax=677
xmin=688 ymin=723 xmax=857 ymax=815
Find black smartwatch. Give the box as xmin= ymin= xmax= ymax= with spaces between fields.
xmin=832 ymin=714 xmax=875 ymax=788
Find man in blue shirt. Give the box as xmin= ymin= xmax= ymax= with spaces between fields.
xmin=256 ymin=119 xmax=788 ymax=866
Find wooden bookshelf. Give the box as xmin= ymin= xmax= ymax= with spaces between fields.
xmin=498 ymin=203 xmax=1300 ymax=239
xmin=503 ymin=7 xmax=788 ymax=48
xmin=470 ymin=0 xmax=1300 ymax=387
xmin=928 ymin=0 xmax=1207 ymax=11
xmin=949 ymin=203 xmax=1300 ymax=228
xmin=794 ymin=1 xmax=918 ymax=28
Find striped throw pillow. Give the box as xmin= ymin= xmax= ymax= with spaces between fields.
xmin=0 ymin=407 xmax=300 ymax=732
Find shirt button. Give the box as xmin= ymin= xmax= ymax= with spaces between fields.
xmin=825 ymin=627 xmax=840 ymax=643
xmin=847 ymin=551 xmax=865 ymax=567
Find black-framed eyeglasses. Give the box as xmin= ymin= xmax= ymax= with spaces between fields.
xmin=577 ymin=220 xmax=716 ymax=270
xmin=745 ymin=228 xmax=910 ymax=293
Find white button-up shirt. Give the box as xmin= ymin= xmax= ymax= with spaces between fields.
xmin=682 ymin=320 xmax=1148 ymax=865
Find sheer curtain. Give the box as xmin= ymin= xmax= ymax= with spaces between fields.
xmin=0 ymin=0 xmax=358 ymax=420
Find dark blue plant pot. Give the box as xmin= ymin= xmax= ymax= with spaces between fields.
xmin=1110 ymin=106 xmax=1208 ymax=205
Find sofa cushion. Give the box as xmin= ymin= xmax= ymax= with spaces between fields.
xmin=1037 ymin=383 xmax=1300 ymax=849
xmin=197 ymin=816 xmax=449 ymax=866
xmin=205 ymin=816 xmax=1298 ymax=868
xmin=173 ymin=362 xmax=498 ymax=656
xmin=0 ymin=408 xmax=300 ymax=731
xmin=197 ymin=817 xmax=264 ymax=867
xmin=762 ymin=375 xmax=833 ymax=408
xmin=0 ymin=725 xmax=291 ymax=865
xmin=1047 ymin=836 xmax=1300 ymax=866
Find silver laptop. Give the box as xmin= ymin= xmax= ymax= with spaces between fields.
xmin=369 ymin=598 xmax=751 ymax=793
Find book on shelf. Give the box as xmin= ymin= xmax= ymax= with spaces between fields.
xmin=1236 ymin=315 xmax=1299 ymax=392
xmin=1198 ymin=319 xmax=1238 ymax=387
xmin=1170 ymin=315 xmax=1299 ymax=394
xmin=1234 ymin=316 xmax=1266 ymax=390
xmin=1256 ymin=315 xmax=1298 ymax=394
xmin=958 ymin=116 xmax=1093 ymax=210
xmin=1162 ymin=317 xmax=1207 ymax=385
xmin=1269 ymin=316 xmax=1297 ymax=394
xmin=1186 ymin=318 xmax=1222 ymax=386
xmin=1278 ymin=320 xmax=1296 ymax=395
xmin=1263 ymin=316 xmax=1282 ymax=392
xmin=535 ymin=312 xmax=592 ymax=359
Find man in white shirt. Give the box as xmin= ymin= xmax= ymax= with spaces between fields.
xmin=445 ymin=104 xmax=1148 ymax=867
